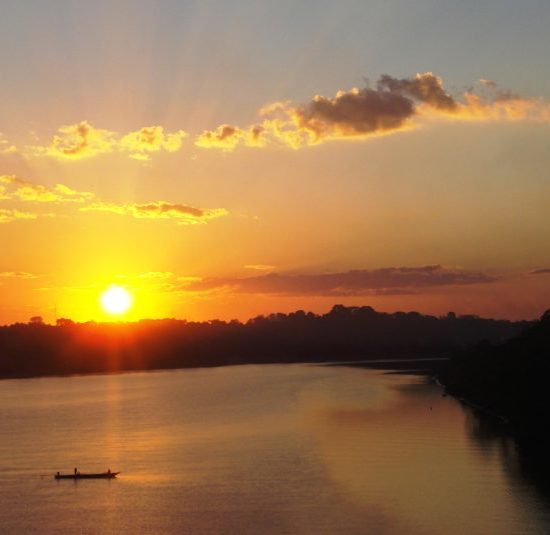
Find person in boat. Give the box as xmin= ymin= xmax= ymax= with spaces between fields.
xmin=107 ymin=468 xmax=111 ymax=475
xmin=74 ymin=467 xmax=78 ymax=476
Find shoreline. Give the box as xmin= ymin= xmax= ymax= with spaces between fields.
xmin=0 ymin=355 xmax=451 ymax=382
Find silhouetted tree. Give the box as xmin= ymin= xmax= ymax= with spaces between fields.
xmin=56 ymin=318 xmax=75 ymax=327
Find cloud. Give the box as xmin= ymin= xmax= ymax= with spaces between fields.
xmin=0 ymin=175 xmax=227 ymax=226
xmin=0 ymin=133 xmax=17 ymax=154
xmin=37 ymin=121 xmax=117 ymax=160
xmin=137 ymin=271 xmax=174 ymax=279
xmin=0 ymin=208 xmax=38 ymax=224
xmin=195 ymin=124 xmax=266 ymax=151
xmin=376 ymin=72 xmax=458 ymax=111
xmin=244 ymin=264 xmax=276 ymax=271
xmin=531 ymin=268 xmax=550 ymax=275
xmin=16 ymin=72 xmax=550 ymax=156
xmin=0 ymin=175 xmax=94 ymax=203
xmin=120 ymin=126 xmax=188 ymax=160
xmin=181 ymin=265 xmax=496 ymax=296
xmin=0 ymin=271 xmax=38 ymax=279
xmin=34 ymin=122 xmax=188 ymax=160
xmin=81 ymin=200 xmax=228 ymax=224
xmin=195 ymin=72 xmax=550 ymax=150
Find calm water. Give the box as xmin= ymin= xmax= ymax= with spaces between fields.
xmin=1 ymin=364 xmax=549 ymax=534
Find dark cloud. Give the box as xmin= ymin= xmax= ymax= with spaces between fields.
xmin=531 ymin=268 xmax=550 ymax=275
xmin=183 ymin=265 xmax=496 ymax=296
xmin=293 ymin=87 xmax=415 ymax=139
xmin=377 ymin=72 xmax=458 ymax=111
xmin=278 ymin=72 xmax=460 ymax=143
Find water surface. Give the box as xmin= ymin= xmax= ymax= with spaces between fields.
xmin=0 ymin=364 xmax=548 ymax=534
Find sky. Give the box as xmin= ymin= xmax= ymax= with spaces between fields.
xmin=1 ymin=0 xmax=550 ymax=323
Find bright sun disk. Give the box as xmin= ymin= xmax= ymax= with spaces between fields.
xmin=100 ymin=284 xmax=133 ymax=315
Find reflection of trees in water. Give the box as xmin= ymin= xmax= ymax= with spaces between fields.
xmin=464 ymin=406 xmax=550 ymax=504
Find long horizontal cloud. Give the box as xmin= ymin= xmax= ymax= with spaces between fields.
xmin=531 ymin=268 xmax=550 ymax=275
xmin=80 ymin=200 xmax=228 ymax=224
xmin=0 ymin=175 xmax=94 ymax=202
xmin=181 ymin=265 xmax=496 ymax=296
xmin=0 ymin=271 xmax=38 ymax=279
xmin=18 ymin=72 xmax=550 ymax=157
xmin=0 ymin=208 xmax=37 ymax=224
xmin=197 ymin=72 xmax=548 ymax=150
xmin=0 ymin=175 xmax=227 ymax=225
xmin=33 ymin=121 xmax=187 ymax=160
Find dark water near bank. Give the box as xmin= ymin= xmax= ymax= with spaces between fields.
xmin=0 ymin=364 xmax=549 ymax=534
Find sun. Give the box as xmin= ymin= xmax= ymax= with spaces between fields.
xmin=100 ymin=284 xmax=133 ymax=316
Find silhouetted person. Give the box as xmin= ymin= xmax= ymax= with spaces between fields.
xmin=74 ymin=467 xmax=77 ymax=476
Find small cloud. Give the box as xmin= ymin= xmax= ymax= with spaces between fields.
xmin=177 ymin=275 xmax=202 ymax=283
xmin=244 ymin=264 xmax=276 ymax=271
xmin=0 ymin=271 xmax=38 ymax=279
xmin=81 ymin=200 xmax=228 ymax=225
xmin=531 ymin=268 xmax=550 ymax=275
xmin=0 ymin=208 xmax=38 ymax=224
xmin=195 ymin=124 xmax=246 ymax=151
xmin=32 ymin=122 xmax=188 ymax=160
xmin=81 ymin=201 xmax=127 ymax=215
xmin=120 ymin=126 xmax=188 ymax=160
xmin=137 ymin=271 xmax=174 ymax=279
xmin=195 ymin=124 xmax=266 ymax=151
xmin=0 ymin=133 xmax=17 ymax=154
xmin=36 ymin=121 xmax=117 ymax=160
xmin=0 ymin=175 xmax=94 ymax=203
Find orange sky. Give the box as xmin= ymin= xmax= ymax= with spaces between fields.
xmin=1 ymin=1 xmax=550 ymax=324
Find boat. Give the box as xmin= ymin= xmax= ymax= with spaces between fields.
xmin=54 ymin=470 xmax=119 ymax=480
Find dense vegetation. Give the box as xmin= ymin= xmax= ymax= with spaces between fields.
xmin=0 ymin=305 xmax=528 ymax=379
xmin=440 ymin=310 xmax=550 ymax=437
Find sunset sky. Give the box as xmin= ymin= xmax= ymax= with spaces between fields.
xmin=1 ymin=0 xmax=549 ymax=323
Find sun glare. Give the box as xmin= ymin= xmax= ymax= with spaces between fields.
xmin=100 ymin=284 xmax=133 ymax=316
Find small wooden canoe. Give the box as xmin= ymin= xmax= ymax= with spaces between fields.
xmin=54 ymin=472 xmax=119 ymax=480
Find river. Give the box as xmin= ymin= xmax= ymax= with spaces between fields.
xmin=0 ymin=363 xmax=548 ymax=534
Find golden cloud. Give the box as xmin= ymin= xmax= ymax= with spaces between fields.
xmin=120 ymin=126 xmax=188 ymax=160
xmin=0 ymin=175 xmax=94 ymax=203
xmin=194 ymin=124 xmax=266 ymax=151
xmin=34 ymin=122 xmax=188 ymax=160
xmin=195 ymin=73 xmax=550 ymax=150
xmin=0 ymin=208 xmax=37 ymax=224
xmin=244 ymin=264 xmax=276 ymax=271
xmin=80 ymin=200 xmax=228 ymax=224
xmin=0 ymin=133 xmax=17 ymax=154
xmin=0 ymin=175 xmax=226 ymax=227
xmin=137 ymin=271 xmax=174 ymax=279
xmin=13 ymin=73 xmax=550 ymax=157
xmin=0 ymin=271 xmax=38 ymax=279
xmin=38 ymin=121 xmax=117 ymax=160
